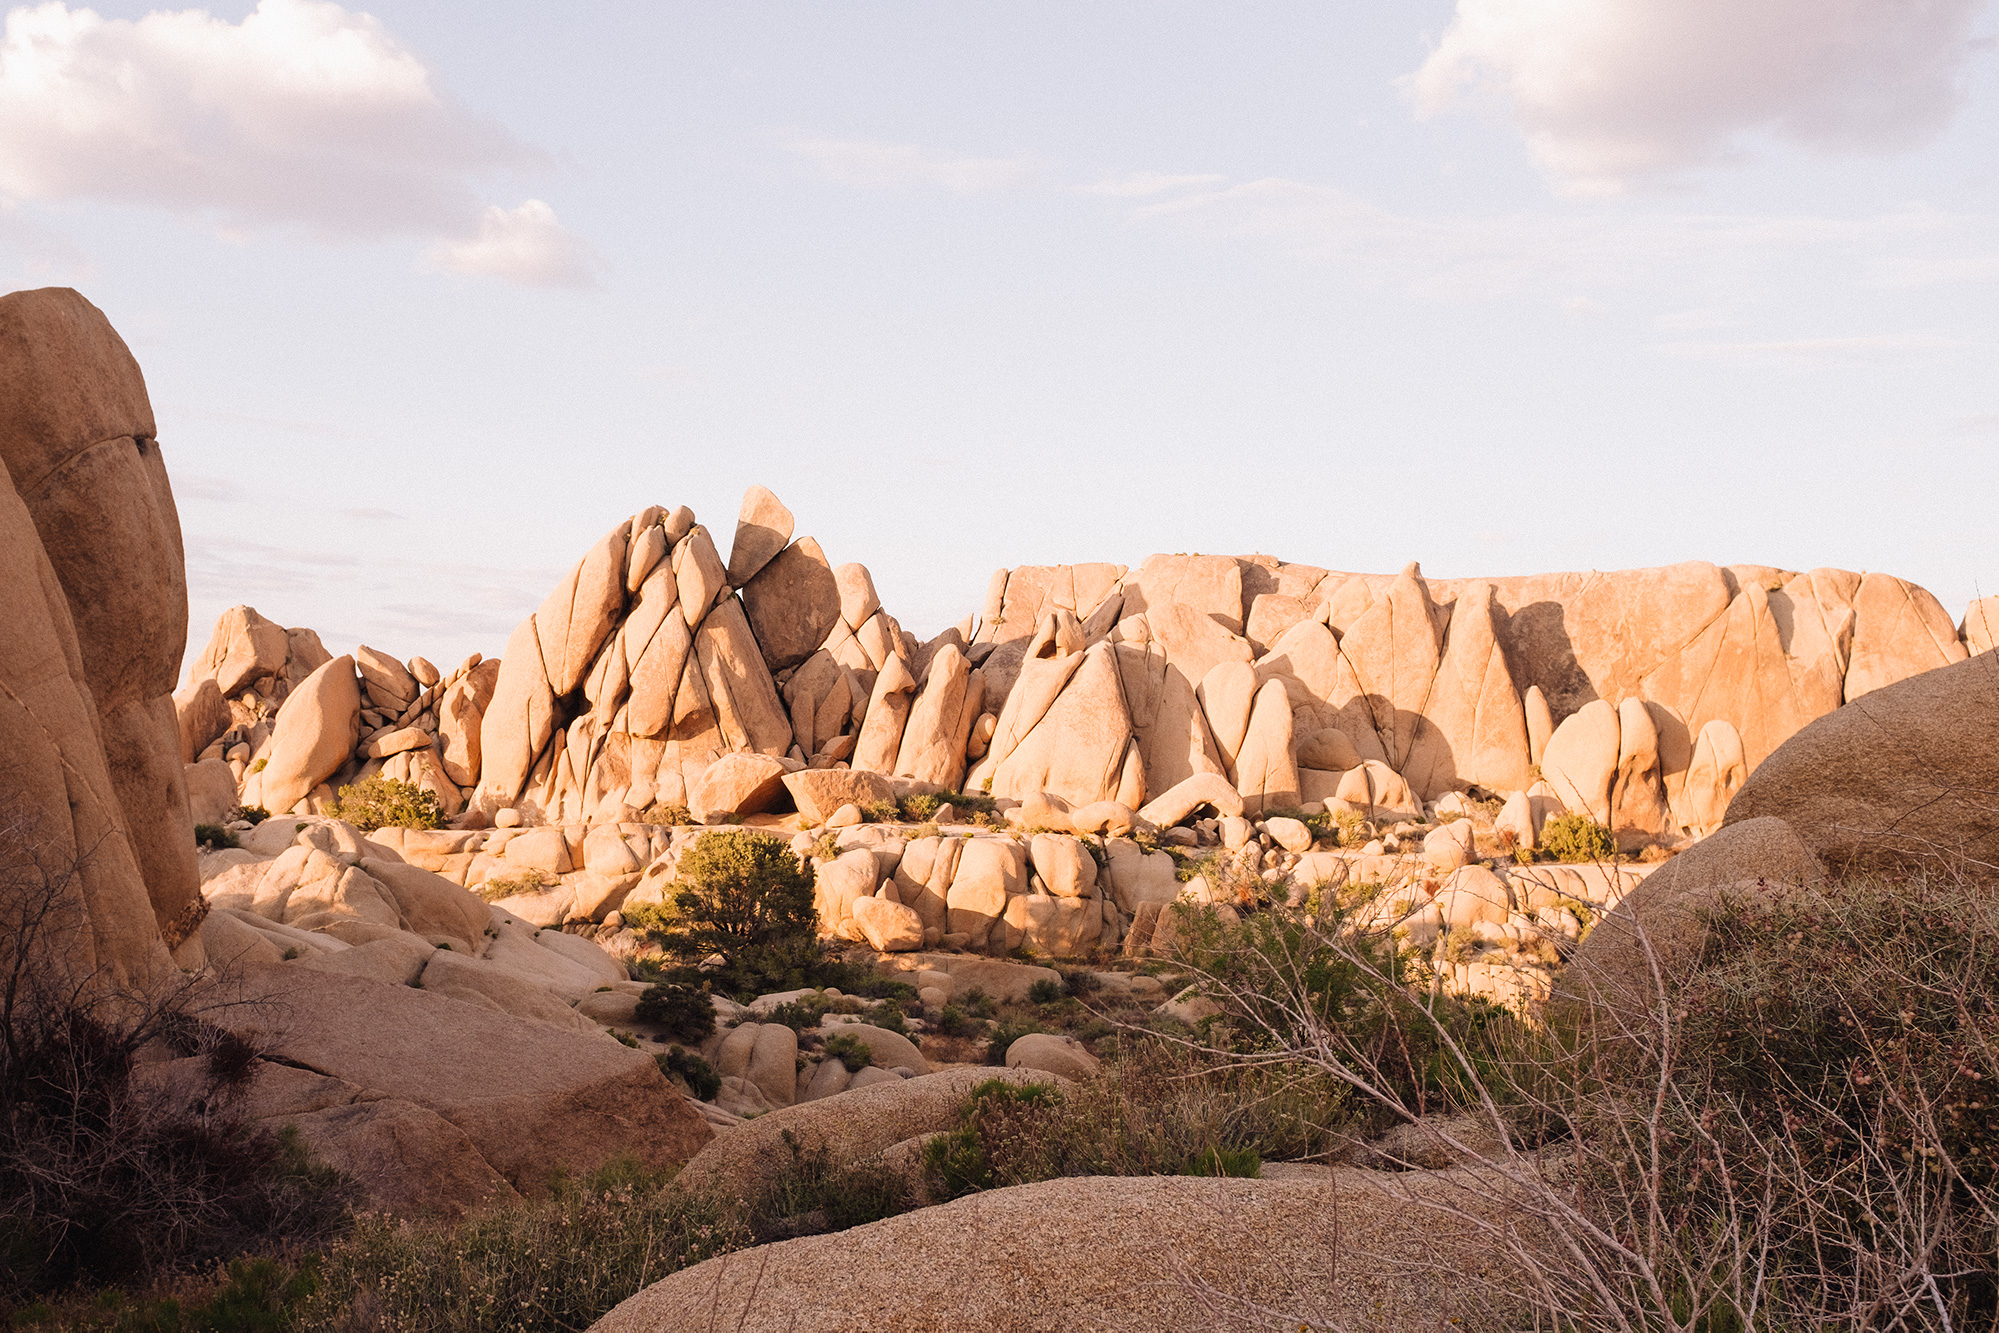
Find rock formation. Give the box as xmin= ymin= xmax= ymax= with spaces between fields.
xmin=0 ymin=288 xmax=194 ymax=987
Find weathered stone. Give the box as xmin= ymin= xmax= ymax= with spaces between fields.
xmin=688 ymin=753 xmax=789 ymax=823
xmin=1610 ymin=697 xmax=1671 ymax=847
xmin=741 ymin=536 xmax=840 ymax=673
xmin=174 ymin=676 xmax=231 ymax=764
xmin=852 ymin=895 xmax=925 ymax=951
xmin=1006 ymin=1032 xmax=1100 ymax=1080
xmin=1843 ymin=571 xmax=1966 ymax=702
xmin=673 ymin=525 xmax=728 ymax=629
xmin=1118 ymin=553 xmax=1246 ymax=632
xmin=1234 ymin=679 xmax=1299 ymax=814
xmin=1540 ymin=699 xmax=1619 ymax=826
xmin=1029 ymin=833 xmax=1093 ymax=898
xmin=851 ymin=653 xmax=917 ymax=775
xmin=946 ymin=838 xmax=1025 ymax=948
xmin=1103 ymin=838 xmax=1179 ymax=913
xmin=252 ymin=656 xmax=361 ymax=815
xmin=894 ymin=643 xmax=973 ymax=788
xmin=725 ymin=484 xmax=795 ymax=587
xmin=193 ymin=605 xmax=291 ymax=698
xmin=784 ymin=768 xmax=895 ymax=825
xmin=693 ymin=598 xmax=794 ymax=756
xmin=1402 ymin=581 xmax=1532 ymax=799
xmin=1724 ymin=652 xmax=1999 ymax=878
xmin=223 ymin=965 xmax=710 ymax=1196
xmin=437 ymin=658 xmax=499 ymax=786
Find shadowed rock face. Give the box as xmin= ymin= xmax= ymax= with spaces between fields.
xmin=1723 ymin=649 xmax=1999 ymax=880
xmin=0 ymin=287 xmax=191 ymax=986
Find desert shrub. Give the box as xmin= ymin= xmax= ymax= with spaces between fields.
xmin=1181 ymin=1145 xmax=1261 ymax=1178
xmin=192 ymin=824 xmax=237 ymax=851
xmin=821 ymin=1033 xmax=873 ymax=1072
xmin=1552 ymin=875 xmax=1999 ymax=1325
xmin=1026 ymin=978 xmax=1063 ymax=1006
xmin=859 ymin=800 xmax=900 ymax=824
xmin=474 ymin=869 xmax=552 ymax=903
xmin=325 ymin=777 xmax=442 ymax=833
xmin=227 ymin=805 xmax=269 ymax=827
xmin=12 ymin=1254 xmax=323 ymax=1331
xmin=868 ymin=1001 xmax=912 ymax=1038
xmin=806 ymin=830 xmax=841 ymax=861
xmin=760 ymin=998 xmax=828 ymax=1032
xmin=626 ymin=830 xmax=821 ymax=998
xmin=748 ymin=1132 xmax=909 ymax=1242
xmin=1332 ymin=808 xmax=1368 ymax=846
xmin=901 ymin=790 xmax=998 ymax=824
xmin=1166 ymin=901 xmax=1512 ymax=1125
xmin=0 ymin=967 xmax=352 ymax=1299
xmin=655 ymin=1048 xmax=720 ymax=1102
xmin=933 ymin=1005 xmax=980 ymax=1039
xmin=924 ymin=1049 xmax=1322 ymax=1204
xmin=958 ymin=987 xmax=997 ymax=1020
xmin=299 ymin=1156 xmax=744 ymax=1332
xmin=1540 ymin=812 xmax=1614 ymax=863
xmin=1059 ymin=968 xmax=1101 ymax=998
xmin=637 ymin=803 xmax=692 ymax=827
xmin=631 ymin=983 xmax=715 ymax=1044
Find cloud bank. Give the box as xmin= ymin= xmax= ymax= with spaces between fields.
xmin=1410 ymin=0 xmax=1989 ymax=195
xmin=0 ymin=0 xmax=592 ymax=282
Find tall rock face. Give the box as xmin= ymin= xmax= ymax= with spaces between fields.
xmin=0 ymin=287 xmax=189 ymax=983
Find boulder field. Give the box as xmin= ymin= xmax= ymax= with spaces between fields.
xmin=9 ymin=284 xmax=1999 ymax=1309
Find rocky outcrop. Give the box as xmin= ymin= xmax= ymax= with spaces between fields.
xmin=0 ymin=288 xmax=190 ymax=986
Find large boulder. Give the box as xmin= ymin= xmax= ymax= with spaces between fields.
xmin=0 ymin=287 xmax=199 ymax=950
xmin=218 ymin=964 xmax=711 ymax=1197
xmin=740 ymin=536 xmax=840 ymax=673
xmin=1558 ymin=816 xmax=1824 ymax=1020
xmin=248 ymin=655 xmax=362 ymax=814
xmin=593 ymin=1171 xmax=1525 ymax=1332
xmin=1722 ymin=652 xmax=1999 ymax=878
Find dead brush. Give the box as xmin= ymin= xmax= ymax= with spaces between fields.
xmin=1142 ymin=869 xmax=1999 ymax=1331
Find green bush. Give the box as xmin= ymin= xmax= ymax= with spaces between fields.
xmin=1180 ymin=1145 xmax=1261 ymax=1178
xmin=227 ymin=805 xmax=269 ymax=827
xmin=1565 ymin=875 xmax=1999 ymax=1321
xmin=632 ymin=983 xmax=715 ymax=1044
xmin=748 ymin=1131 xmax=908 ymax=1242
xmin=1540 ymin=812 xmax=1614 ymax=862
xmin=821 ymin=1033 xmax=873 ymax=1072
xmin=1026 ymin=978 xmax=1063 ymax=1006
xmin=958 ymin=987 xmax=997 ymax=1020
xmin=655 ymin=1047 xmax=720 ymax=1102
xmin=325 ymin=777 xmax=443 ymax=833
xmin=625 ymin=830 xmax=821 ymax=997
xmin=193 ymin=823 xmax=238 ymax=851
xmin=924 ymin=1049 xmax=1343 ymax=1206
xmin=475 ymin=869 xmax=552 ymax=903
xmin=637 ymin=803 xmax=692 ymax=827
xmin=297 ymin=1157 xmax=744 ymax=1331
xmin=933 ymin=1005 xmax=980 ymax=1039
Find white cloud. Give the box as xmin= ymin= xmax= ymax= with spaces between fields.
xmin=423 ymin=199 xmax=599 ymax=287
xmin=0 ymin=0 xmax=592 ymax=282
xmin=1409 ymin=0 xmax=1989 ymax=196
xmin=1082 ymin=171 xmax=1226 ymax=198
xmin=790 ymin=137 xmax=1041 ymax=193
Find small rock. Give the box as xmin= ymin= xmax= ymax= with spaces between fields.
xmin=827 ymin=803 xmax=863 ymax=828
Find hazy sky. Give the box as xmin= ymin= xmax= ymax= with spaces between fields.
xmin=3 ymin=0 xmax=1995 ymax=675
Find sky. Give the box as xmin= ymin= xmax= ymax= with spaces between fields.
xmin=2 ymin=0 xmax=1995 ymax=676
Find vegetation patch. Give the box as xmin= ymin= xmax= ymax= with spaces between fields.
xmin=325 ymin=777 xmax=443 ymax=833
